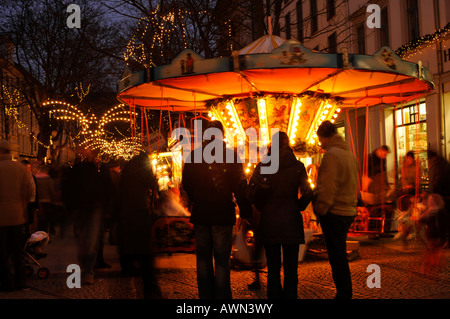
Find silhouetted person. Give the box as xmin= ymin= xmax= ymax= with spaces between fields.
xmin=427 ymin=150 xmax=450 ymax=247
xmin=182 ymin=120 xmax=252 ymax=299
xmin=66 ymin=149 xmax=108 ymax=285
xmin=0 ymin=140 xmax=32 ymax=291
xmin=249 ymin=131 xmax=312 ymax=299
xmin=364 ymin=145 xmax=391 ymax=205
xmin=118 ymin=151 xmax=161 ymax=298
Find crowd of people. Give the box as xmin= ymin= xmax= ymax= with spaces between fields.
xmin=1 ymin=119 xmax=450 ymax=300
xmin=181 ymin=120 xmax=357 ymax=299
xmin=0 ymin=142 xmax=162 ymax=297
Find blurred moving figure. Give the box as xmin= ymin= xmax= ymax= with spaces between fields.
xmin=0 ymin=140 xmax=32 ymax=291
xmin=427 ymin=151 xmax=450 ymax=248
xmin=118 ymin=151 xmax=162 ymax=299
xmin=66 ymin=149 xmax=108 ymax=285
xmin=400 ymin=151 xmax=421 ymax=196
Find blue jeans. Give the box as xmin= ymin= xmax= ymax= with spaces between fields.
xmin=319 ymin=213 xmax=355 ymax=299
xmin=194 ymin=224 xmax=233 ymax=299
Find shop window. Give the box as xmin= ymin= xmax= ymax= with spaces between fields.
xmin=395 ymin=102 xmax=428 ymax=188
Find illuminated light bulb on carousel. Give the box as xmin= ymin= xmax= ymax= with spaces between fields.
xmin=257 ymin=98 xmax=270 ymax=145
xmin=287 ymin=98 xmax=302 ymax=145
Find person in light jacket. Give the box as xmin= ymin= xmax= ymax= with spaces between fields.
xmin=313 ymin=121 xmax=358 ymax=299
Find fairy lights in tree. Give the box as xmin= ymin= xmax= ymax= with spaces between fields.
xmin=124 ymin=5 xmax=188 ymax=68
xmin=1 ymin=84 xmax=22 ymax=120
xmin=0 ymin=84 xmax=44 ymax=149
xmin=73 ymin=82 xmax=91 ymax=102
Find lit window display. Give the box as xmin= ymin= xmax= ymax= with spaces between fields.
xmin=395 ymin=102 xmax=428 ymax=188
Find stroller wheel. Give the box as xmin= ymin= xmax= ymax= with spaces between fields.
xmin=37 ymin=267 xmax=49 ymax=279
xmin=25 ymin=265 xmax=34 ymax=277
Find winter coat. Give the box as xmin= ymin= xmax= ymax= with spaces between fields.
xmin=0 ymin=154 xmax=32 ymax=226
xmin=66 ymin=160 xmax=108 ymax=211
xmin=182 ymin=141 xmax=252 ymax=226
xmin=250 ymin=147 xmax=313 ymax=245
xmin=313 ymin=134 xmax=358 ymax=217
xmin=119 ymin=152 xmax=158 ymax=256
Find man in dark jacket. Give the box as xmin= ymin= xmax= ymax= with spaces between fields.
xmin=182 ymin=120 xmax=252 ymax=299
xmin=249 ymin=131 xmax=313 ymax=299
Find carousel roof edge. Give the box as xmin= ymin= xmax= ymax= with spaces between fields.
xmin=349 ymin=46 xmax=434 ymax=86
xmin=117 ymin=46 xmax=435 ymax=100
xmin=117 ymin=69 xmax=149 ymax=94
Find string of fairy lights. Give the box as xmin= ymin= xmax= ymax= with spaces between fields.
xmin=396 ymin=22 xmax=450 ymax=59
xmin=124 ymin=6 xmax=188 ymax=68
xmin=124 ymin=6 xmax=233 ymax=68
xmin=0 ymin=84 xmax=50 ymax=150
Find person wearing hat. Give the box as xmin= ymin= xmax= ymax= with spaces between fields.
xmin=313 ymin=121 xmax=358 ymax=299
xmin=0 ymin=140 xmax=33 ymax=291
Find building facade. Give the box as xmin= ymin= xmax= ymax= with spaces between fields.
xmin=275 ymin=0 xmax=450 ymax=187
xmin=0 ymin=34 xmax=39 ymax=160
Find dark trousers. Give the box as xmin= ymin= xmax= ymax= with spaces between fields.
xmin=194 ymin=224 xmax=233 ymax=299
xmin=264 ymin=243 xmax=299 ymax=299
xmin=0 ymin=224 xmax=26 ymax=290
xmin=120 ymin=254 xmax=161 ymax=299
xmin=319 ymin=213 xmax=355 ymax=299
xmin=75 ymin=204 xmax=104 ymax=277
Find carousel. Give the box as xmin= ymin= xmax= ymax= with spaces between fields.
xmin=117 ymin=34 xmax=434 ymax=259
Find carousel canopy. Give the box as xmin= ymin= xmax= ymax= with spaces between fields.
xmin=117 ymin=38 xmax=434 ymax=112
xmin=238 ymin=34 xmax=285 ymax=54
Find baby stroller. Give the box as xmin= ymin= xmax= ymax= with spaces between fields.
xmin=23 ymin=231 xmax=50 ymax=279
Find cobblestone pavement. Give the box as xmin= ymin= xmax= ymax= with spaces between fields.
xmin=1 ymin=232 xmax=450 ymax=300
